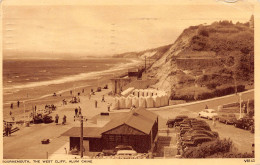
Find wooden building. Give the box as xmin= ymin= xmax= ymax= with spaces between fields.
xmin=62 ymin=108 xmax=158 ymax=154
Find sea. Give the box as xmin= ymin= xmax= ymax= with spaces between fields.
xmin=3 ymin=58 xmax=141 ymax=112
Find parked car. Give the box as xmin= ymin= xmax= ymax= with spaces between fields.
xmin=198 ymin=109 xmax=218 ymax=120
xmin=234 ymin=117 xmax=254 ymax=130
xmin=182 ymin=136 xmax=215 ymax=147
xmin=166 ymin=115 xmax=188 ymax=128
xmin=182 ymin=130 xmax=219 ymax=140
xmin=102 ymin=145 xmax=134 ymax=156
xmin=217 ymin=113 xmax=237 ymax=124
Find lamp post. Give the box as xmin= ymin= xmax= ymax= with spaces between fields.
xmin=80 ymin=115 xmax=84 ymax=158
xmin=23 ymin=101 xmax=26 ymax=125
xmin=239 ymin=93 xmax=242 ymax=119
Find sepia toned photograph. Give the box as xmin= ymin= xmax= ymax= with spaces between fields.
xmin=1 ymin=0 xmax=257 ymax=162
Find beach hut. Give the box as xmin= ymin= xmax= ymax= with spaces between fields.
xmin=132 ymin=96 xmax=139 ymax=108
xmin=134 ymin=89 xmax=139 ymax=97
xmin=146 ymin=96 xmax=154 ymax=108
xmin=153 ymin=96 xmax=160 ymax=108
xmin=139 ymin=97 xmax=146 ymax=108
xmin=112 ymin=97 xmax=119 ymax=110
xmin=119 ymin=97 xmax=126 ymax=109
xmin=125 ymin=97 xmax=132 ymax=109
xmin=139 ymin=89 xmax=144 ymax=97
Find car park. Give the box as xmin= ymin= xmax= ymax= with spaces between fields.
xmin=166 ymin=115 xmax=188 ymax=128
xmin=217 ymin=113 xmax=237 ymax=124
xmin=198 ymin=109 xmax=218 ymax=120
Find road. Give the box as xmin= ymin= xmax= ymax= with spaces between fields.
xmin=3 ymin=90 xmax=254 ymax=158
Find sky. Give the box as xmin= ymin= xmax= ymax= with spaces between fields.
xmin=2 ymin=0 xmax=254 ymax=58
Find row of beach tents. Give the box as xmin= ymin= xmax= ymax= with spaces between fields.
xmin=113 ymin=89 xmax=170 ymax=109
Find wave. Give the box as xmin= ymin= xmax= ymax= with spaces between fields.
xmin=3 ymin=58 xmax=142 ymax=91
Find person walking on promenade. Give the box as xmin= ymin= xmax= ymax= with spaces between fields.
xmin=212 ymin=117 xmax=216 ymax=128
xmin=89 ymin=93 xmax=92 ymax=100
xmin=101 ymin=95 xmax=105 ymax=102
xmin=17 ymin=101 xmax=20 ymax=108
xmin=78 ymin=106 xmax=82 ymax=116
xmin=62 ymin=115 xmax=67 ymax=125
xmin=75 ymin=108 xmax=78 ymax=117
xmin=55 ymin=114 xmax=59 ymax=125
xmin=10 ymin=103 xmax=13 ymax=109
xmin=95 ymin=100 xmax=98 ymax=108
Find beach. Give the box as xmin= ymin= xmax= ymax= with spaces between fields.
xmin=3 ymin=57 xmax=143 ymax=121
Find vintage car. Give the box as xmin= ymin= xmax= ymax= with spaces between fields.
xmin=234 ymin=117 xmax=254 ymax=130
xmin=102 ymin=145 xmax=134 ymax=156
xmin=182 ymin=136 xmax=215 ymax=147
xmin=217 ymin=113 xmax=237 ymax=124
xmin=183 ymin=130 xmax=219 ymax=138
xmin=198 ymin=109 xmax=218 ymax=120
xmin=166 ymin=115 xmax=188 ymax=128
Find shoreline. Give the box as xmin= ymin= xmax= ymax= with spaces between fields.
xmin=3 ymin=57 xmax=143 ymax=121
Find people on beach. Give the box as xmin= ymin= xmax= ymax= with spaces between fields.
xmin=78 ymin=97 xmax=80 ymax=103
xmin=107 ymin=103 xmax=111 ymax=112
xmin=78 ymin=92 xmax=80 ymax=96
xmin=75 ymin=108 xmax=78 ymax=117
xmin=95 ymin=100 xmax=98 ymax=108
xmin=55 ymin=114 xmax=59 ymax=125
xmin=78 ymin=106 xmax=82 ymax=116
xmin=17 ymin=101 xmax=20 ymax=108
xmin=62 ymin=115 xmax=67 ymax=125
xmin=35 ymin=105 xmax=37 ymax=111
xmin=82 ymin=89 xmax=84 ymax=93
xmin=89 ymin=93 xmax=92 ymax=100
xmin=10 ymin=103 xmax=13 ymax=109
xmin=9 ymin=111 xmax=12 ymax=116
xmin=101 ymin=95 xmax=105 ymax=102
xmin=70 ymin=90 xmax=72 ymax=95
xmin=5 ymin=123 xmax=12 ymax=136
xmin=205 ymin=105 xmax=208 ymax=109
xmin=212 ymin=117 xmax=216 ymax=128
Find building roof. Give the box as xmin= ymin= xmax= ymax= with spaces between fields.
xmin=61 ymin=127 xmax=102 ymax=138
xmin=61 ymin=108 xmax=158 ymax=138
xmin=102 ymin=108 xmax=158 ymax=135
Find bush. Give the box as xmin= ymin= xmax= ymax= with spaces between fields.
xmin=182 ymin=138 xmax=233 ymax=158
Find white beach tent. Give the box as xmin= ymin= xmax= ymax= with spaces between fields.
xmin=119 ymin=97 xmax=126 ymax=109
xmin=153 ymin=96 xmax=160 ymax=108
xmin=139 ymin=89 xmax=144 ymax=97
xmin=139 ymin=96 xmax=146 ymax=108
xmin=132 ymin=96 xmax=139 ymax=108
xmin=125 ymin=96 xmax=132 ymax=109
xmin=143 ymin=90 xmax=148 ymax=97
xmin=134 ymin=89 xmax=139 ymax=97
xmin=146 ymin=96 xmax=154 ymax=108
xmin=112 ymin=97 xmax=119 ymax=110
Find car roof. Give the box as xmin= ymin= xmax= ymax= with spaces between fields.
xmin=117 ymin=150 xmax=137 ymax=154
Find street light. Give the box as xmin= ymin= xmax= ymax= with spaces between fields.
xmin=239 ymin=93 xmax=242 ymax=119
